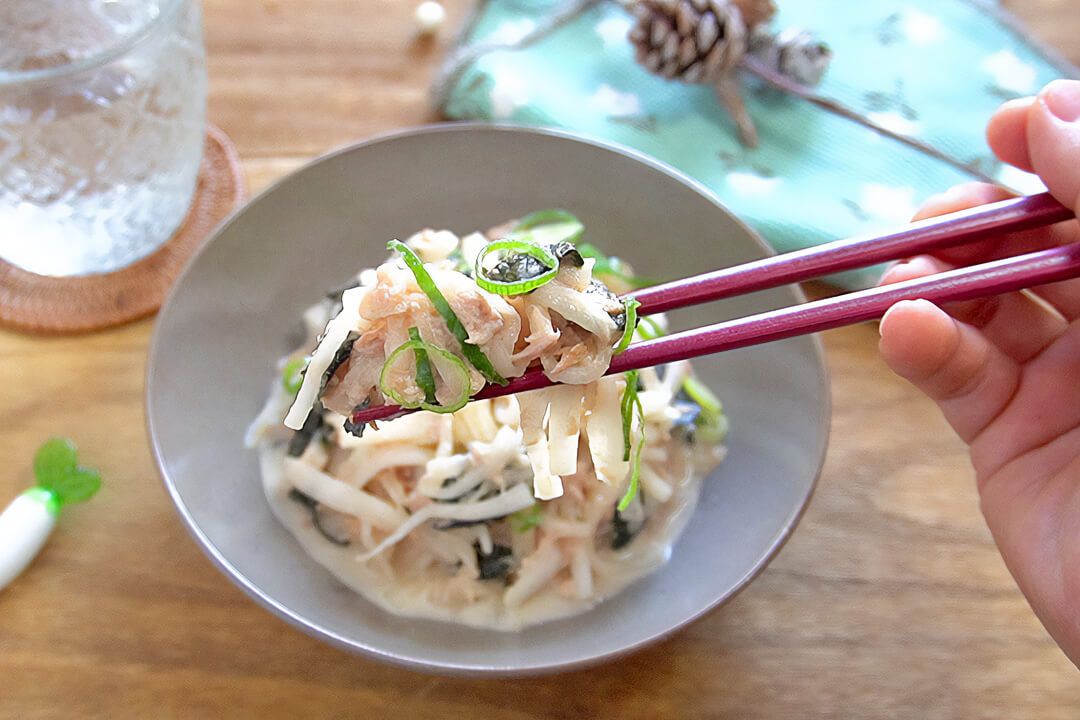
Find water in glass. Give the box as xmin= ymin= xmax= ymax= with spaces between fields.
xmin=0 ymin=0 xmax=207 ymax=276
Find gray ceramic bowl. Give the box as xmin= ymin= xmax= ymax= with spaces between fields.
xmin=147 ymin=124 xmax=829 ymax=675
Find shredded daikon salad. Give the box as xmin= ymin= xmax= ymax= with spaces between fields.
xmin=248 ymin=211 xmax=728 ymax=630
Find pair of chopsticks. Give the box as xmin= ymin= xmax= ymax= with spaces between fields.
xmin=352 ymin=192 xmax=1076 ymax=424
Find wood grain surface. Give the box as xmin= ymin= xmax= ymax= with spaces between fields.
xmin=2 ymin=1 xmax=1077 ymax=718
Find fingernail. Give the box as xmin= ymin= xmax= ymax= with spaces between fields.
xmin=879 ymin=260 xmax=902 ymax=284
xmin=907 ymin=256 xmax=938 ymax=276
xmin=943 ymin=184 xmax=969 ymax=200
xmin=1044 ymin=79 xmax=1080 ymax=123
xmin=1000 ymin=96 xmax=1035 ymax=112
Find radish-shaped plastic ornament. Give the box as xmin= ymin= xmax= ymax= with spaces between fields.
xmin=0 ymin=438 xmax=101 ymax=590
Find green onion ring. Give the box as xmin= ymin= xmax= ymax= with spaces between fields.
xmin=614 ymin=298 xmax=641 ymax=354
xmin=387 ymin=239 xmax=508 ymax=386
xmin=682 ymin=375 xmax=722 ymax=418
xmin=379 ymin=337 xmax=471 ymax=414
xmin=576 ymin=243 xmax=657 ymax=289
xmin=512 ymin=209 xmax=584 ymax=245
xmin=282 ymin=356 xmax=308 ymax=394
xmin=636 ymin=315 xmax=664 ymax=340
xmin=408 ymin=327 xmax=437 ymax=404
xmin=509 ymin=503 xmax=542 ymax=533
xmin=474 ymin=239 xmax=559 ymax=296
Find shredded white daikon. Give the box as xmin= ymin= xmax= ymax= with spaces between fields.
xmin=355 ymin=483 xmax=535 ymax=561
xmin=283 ymin=458 xmax=406 ymax=531
xmin=518 ymin=389 xmax=565 ymax=499
xmin=528 ymin=282 xmax=617 ymax=338
xmin=547 ymin=384 xmax=584 ymax=477
xmin=258 ymin=215 xmax=729 ymax=631
xmin=587 ymin=376 xmax=630 ymax=485
xmin=284 ymin=286 xmax=367 ymax=429
xmin=504 ymin=541 xmax=566 ymax=608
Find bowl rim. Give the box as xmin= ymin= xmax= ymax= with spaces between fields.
xmin=146 ymin=122 xmax=831 ymax=676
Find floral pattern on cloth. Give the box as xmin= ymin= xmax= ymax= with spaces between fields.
xmin=437 ymin=0 xmax=1077 ymax=288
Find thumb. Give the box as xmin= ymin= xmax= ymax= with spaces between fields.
xmin=878 ymin=299 xmax=1020 ymax=445
xmin=1027 ymin=79 xmax=1080 ymax=212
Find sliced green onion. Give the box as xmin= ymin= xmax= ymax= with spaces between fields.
xmin=682 ymin=375 xmax=722 ymax=418
xmin=509 ymin=503 xmax=542 ymax=533
xmin=695 ymin=412 xmax=729 ymax=445
xmin=614 ymin=298 xmax=641 ymax=354
xmin=408 ymin=327 xmax=437 ymax=404
xmin=620 ymin=370 xmax=638 ymax=462
xmin=446 ymin=248 xmax=472 ymax=276
xmin=379 ymin=337 xmax=471 ymax=414
xmin=681 ymin=375 xmax=728 ymax=444
xmin=282 ymin=356 xmax=308 ymax=394
xmin=576 ymin=243 xmax=656 ymax=289
xmin=388 ymin=239 xmax=508 ymax=386
xmin=512 ymin=209 xmax=584 ymax=246
xmin=474 ymin=239 xmax=559 ymax=295
xmin=617 ymin=423 xmax=645 ymax=512
xmin=616 ymin=309 xmax=724 ymax=429
xmin=617 ymin=372 xmax=646 ymax=512
xmin=636 ymin=315 xmax=664 ymax=340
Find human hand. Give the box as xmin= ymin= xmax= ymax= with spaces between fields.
xmin=877 ymin=79 xmax=1080 ymax=666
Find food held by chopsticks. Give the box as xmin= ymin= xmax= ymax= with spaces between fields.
xmin=247 ymin=211 xmax=729 ymax=629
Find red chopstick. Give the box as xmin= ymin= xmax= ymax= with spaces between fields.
xmin=350 ymin=194 xmax=1076 ymax=424
xmin=627 ymin=192 xmax=1071 ymax=314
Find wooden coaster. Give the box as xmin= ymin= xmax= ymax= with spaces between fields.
xmin=0 ymin=124 xmax=247 ymax=334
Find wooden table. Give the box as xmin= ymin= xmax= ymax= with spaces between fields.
xmin=2 ymin=2 xmax=1077 ymax=717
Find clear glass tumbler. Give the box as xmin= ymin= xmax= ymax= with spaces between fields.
xmin=0 ymin=0 xmax=207 ymax=277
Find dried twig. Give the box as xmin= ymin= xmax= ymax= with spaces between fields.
xmin=714 ymin=77 xmax=759 ymax=147
xmin=739 ymin=54 xmax=997 ymax=184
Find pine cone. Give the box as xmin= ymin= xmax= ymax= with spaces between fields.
xmin=628 ymin=0 xmax=747 ymax=85
xmin=732 ymin=0 xmax=776 ymax=29
xmin=748 ymin=25 xmax=832 ymax=87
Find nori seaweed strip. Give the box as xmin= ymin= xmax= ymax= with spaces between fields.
xmin=429 ymin=477 xmax=477 ymax=506
xmin=584 ymin=279 xmax=627 ymax=331
xmin=342 ymin=417 xmax=366 ymax=438
xmin=288 ymin=488 xmax=316 ymax=508
xmin=318 ymin=331 xmax=358 ymax=395
xmin=446 ymin=248 xmax=472 ymax=277
xmin=325 ymin=278 xmax=362 ymax=317
xmin=433 ymin=518 xmax=491 ymax=530
xmin=550 ymin=241 xmax=584 ymax=268
xmin=287 ymin=409 xmax=324 ymax=457
xmin=475 ymin=544 xmax=514 ymax=581
xmin=485 ymin=252 xmax=550 ymax=283
xmin=342 ymin=399 xmax=370 ymax=438
xmin=670 ymin=401 xmax=703 ymax=444
xmin=611 ymin=509 xmax=639 ymax=549
xmin=287 ymin=489 xmax=351 ymax=546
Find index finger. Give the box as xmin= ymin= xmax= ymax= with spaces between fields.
xmin=909 ymin=182 xmax=1080 ymax=318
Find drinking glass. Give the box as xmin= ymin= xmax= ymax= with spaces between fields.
xmin=0 ymin=0 xmax=207 ymax=277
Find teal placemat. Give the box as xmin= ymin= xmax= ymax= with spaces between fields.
xmin=435 ymin=0 xmax=1077 ymax=288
